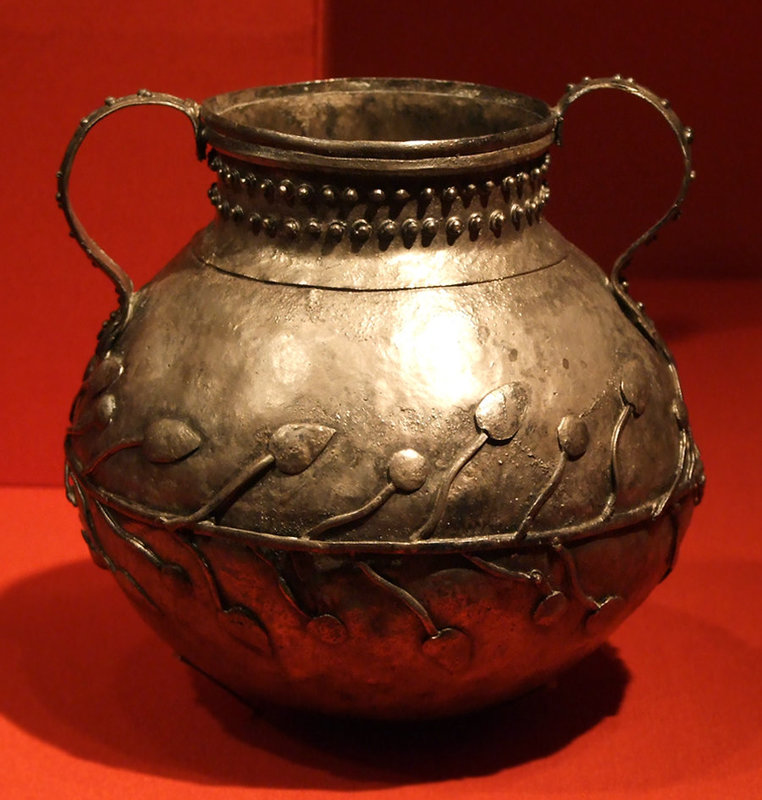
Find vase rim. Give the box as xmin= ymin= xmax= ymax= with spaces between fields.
xmin=200 ymin=77 xmax=557 ymax=174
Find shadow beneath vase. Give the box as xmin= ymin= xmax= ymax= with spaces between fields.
xmin=0 ymin=560 xmax=629 ymax=787
xmin=193 ymin=643 xmax=630 ymax=783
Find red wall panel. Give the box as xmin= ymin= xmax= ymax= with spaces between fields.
xmin=324 ymin=0 xmax=760 ymax=281
xmin=0 ymin=0 xmax=321 ymax=485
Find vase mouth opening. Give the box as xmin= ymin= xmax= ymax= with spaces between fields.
xmin=200 ymin=78 xmax=556 ymax=174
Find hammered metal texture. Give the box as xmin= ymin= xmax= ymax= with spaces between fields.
xmin=60 ymin=77 xmax=703 ymax=718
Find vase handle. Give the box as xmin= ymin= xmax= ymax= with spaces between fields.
xmin=553 ymin=76 xmax=694 ymax=290
xmin=57 ymin=90 xmax=204 ymax=342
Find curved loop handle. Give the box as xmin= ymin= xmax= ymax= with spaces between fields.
xmin=56 ymin=90 xmax=203 ymax=341
xmin=553 ymin=75 xmax=695 ymax=289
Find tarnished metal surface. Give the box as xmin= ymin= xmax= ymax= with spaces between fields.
xmin=59 ymin=76 xmax=704 ymax=718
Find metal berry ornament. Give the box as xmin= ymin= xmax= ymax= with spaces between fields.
xmin=59 ymin=76 xmax=703 ymax=718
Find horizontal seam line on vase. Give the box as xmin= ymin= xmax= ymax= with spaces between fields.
xmin=191 ymin=252 xmax=570 ymax=293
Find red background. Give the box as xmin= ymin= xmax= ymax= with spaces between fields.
xmin=325 ymin=0 xmax=760 ymax=282
xmin=0 ymin=0 xmax=322 ymax=486
xmin=2 ymin=2 xmax=762 ymax=798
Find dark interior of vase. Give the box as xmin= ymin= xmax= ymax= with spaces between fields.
xmin=221 ymin=88 xmax=546 ymax=143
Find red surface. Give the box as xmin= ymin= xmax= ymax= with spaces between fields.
xmin=2 ymin=278 xmax=761 ymax=798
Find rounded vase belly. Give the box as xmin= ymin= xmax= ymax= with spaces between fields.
xmin=61 ymin=76 xmax=704 ymax=718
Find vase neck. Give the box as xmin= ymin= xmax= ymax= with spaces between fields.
xmin=206 ymin=150 xmax=551 ymax=250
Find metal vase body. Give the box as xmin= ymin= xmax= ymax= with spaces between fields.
xmin=61 ymin=78 xmax=703 ymax=718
